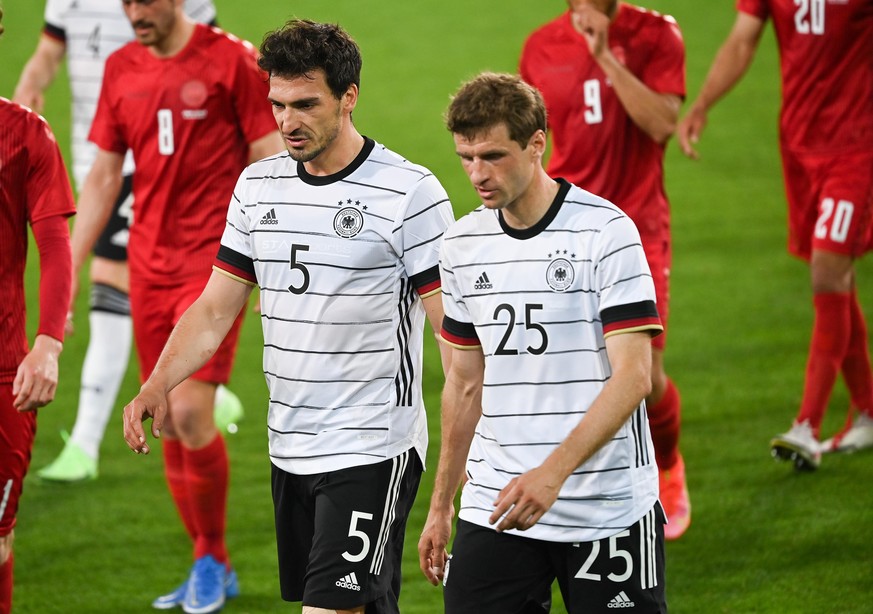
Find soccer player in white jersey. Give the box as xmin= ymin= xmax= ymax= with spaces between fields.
xmin=122 ymin=19 xmax=454 ymax=614
xmin=418 ymin=73 xmax=667 ymax=613
xmin=12 ymin=0 xmax=243 ymax=483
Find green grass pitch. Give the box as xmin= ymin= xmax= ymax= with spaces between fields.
xmin=2 ymin=0 xmax=872 ymax=612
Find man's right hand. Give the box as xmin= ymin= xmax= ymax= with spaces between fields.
xmin=676 ymin=103 xmax=708 ymax=160
xmin=418 ymin=504 xmax=455 ymax=586
xmin=122 ymin=383 xmax=168 ymax=455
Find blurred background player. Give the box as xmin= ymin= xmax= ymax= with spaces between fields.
xmin=0 ymin=5 xmax=76 ymax=611
xmin=123 ymin=19 xmax=454 ymax=613
xmin=69 ymin=0 xmax=282 ymax=610
xmin=520 ymin=0 xmax=691 ymax=538
xmin=12 ymin=0 xmax=244 ymax=484
xmin=677 ymin=0 xmax=873 ymax=470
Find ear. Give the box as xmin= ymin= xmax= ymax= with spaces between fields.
xmin=528 ymin=129 xmax=547 ymax=158
xmin=342 ymin=83 xmax=359 ymax=114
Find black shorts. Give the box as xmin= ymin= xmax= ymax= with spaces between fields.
xmin=92 ymin=174 xmax=133 ymax=261
xmin=444 ymin=503 xmax=667 ymax=614
xmin=272 ymin=449 xmax=423 ymax=612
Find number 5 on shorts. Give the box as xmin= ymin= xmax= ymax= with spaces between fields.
xmin=342 ymin=510 xmax=374 ymax=563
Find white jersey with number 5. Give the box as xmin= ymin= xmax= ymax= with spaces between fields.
xmin=216 ymin=138 xmax=455 ymax=476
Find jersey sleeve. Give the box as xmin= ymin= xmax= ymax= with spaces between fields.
xmin=438 ymin=230 xmax=481 ymax=349
xmin=227 ymin=41 xmax=277 ymax=148
xmin=641 ymin=16 xmax=686 ymax=98
xmin=398 ymin=174 xmax=455 ymax=297
xmin=736 ymin=0 xmax=769 ymax=20
xmin=214 ymin=169 xmax=257 ymax=285
xmin=43 ymin=0 xmax=66 ymax=41
xmin=26 ymin=115 xmax=76 ymax=223
xmin=594 ymin=213 xmax=662 ymax=338
xmin=88 ymin=56 xmax=128 ymax=154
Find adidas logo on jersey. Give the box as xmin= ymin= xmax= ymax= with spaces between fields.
xmin=259 ymin=208 xmax=278 ymax=225
xmin=474 ymin=272 xmax=492 ymax=290
xmin=335 ymin=572 xmax=361 ymax=591
xmin=607 ymin=591 xmax=635 ymax=608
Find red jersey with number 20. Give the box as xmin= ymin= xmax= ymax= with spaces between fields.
xmin=737 ymin=0 xmax=873 ymax=154
xmin=520 ymin=4 xmax=685 ymax=240
xmin=90 ymin=24 xmax=276 ymax=285
xmin=0 ymin=99 xmax=76 ymax=382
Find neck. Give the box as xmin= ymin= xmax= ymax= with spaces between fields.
xmin=303 ymin=124 xmax=365 ymax=177
xmin=149 ymin=15 xmax=196 ymax=58
xmin=502 ymin=170 xmax=560 ymax=230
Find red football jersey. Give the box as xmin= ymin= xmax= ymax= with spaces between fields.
xmin=520 ymin=4 xmax=685 ymax=239
xmin=0 ymin=99 xmax=76 ymax=383
xmin=90 ymin=24 xmax=276 ymax=285
xmin=737 ymin=0 xmax=873 ymax=154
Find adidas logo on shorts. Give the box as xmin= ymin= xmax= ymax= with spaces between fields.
xmin=336 ymin=572 xmax=361 ymax=591
xmin=260 ymin=208 xmax=279 ymax=225
xmin=607 ymin=591 xmax=635 ymax=608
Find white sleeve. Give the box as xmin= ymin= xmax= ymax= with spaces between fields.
xmin=398 ymin=173 xmax=455 ymax=278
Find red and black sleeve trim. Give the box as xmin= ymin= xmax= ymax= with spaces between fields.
xmin=410 ymin=264 xmax=441 ymax=298
xmin=440 ymin=315 xmax=480 ymax=349
xmin=601 ymin=300 xmax=663 ymax=338
xmin=44 ymin=23 xmax=66 ymax=43
xmin=214 ymin=245 xmax=257 ymax=285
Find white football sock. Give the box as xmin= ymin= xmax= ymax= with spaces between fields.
xmin=69 ymin=309 xmax=133 ymax=460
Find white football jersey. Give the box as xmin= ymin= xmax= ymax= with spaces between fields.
xmin=44 ymin=0 xmax=216 ymax=186
xmin=440 ymin=179 xmax=662 ymax=543
xmin=217 ymin=139 xmax=455 ymax=475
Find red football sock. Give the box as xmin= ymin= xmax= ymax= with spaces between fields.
xmin=841 ymin=290 xmax=873 ymax=414
xmin=797 ymin=292 xmax=853 ymax=433
xmin=183 ymin=434 xmax=229 ymax=564
xmin=0 ymin=552 xmax=13 ymax=614
xmin=163 ymin=439 xmax=198 ymax=544
xmin=647 ymin=378 xmax=681 ymax=470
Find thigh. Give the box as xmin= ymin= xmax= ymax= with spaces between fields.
xmin=553 ymin=503 xmax=667 ymax=614
xmin=813 ymin=151 xmax=873 ymax=258
xmin=444 ymin=519 xmax=553 ymax=614
xmin=272 ymin=463 xmax=316 ymax=603
xmin=93 ymin=174 xmax=133 ymax=262
xmin=0 ymin=385 xmax=37 ymax=536
xmin=781 ymin=147 xmax=819 ymax=261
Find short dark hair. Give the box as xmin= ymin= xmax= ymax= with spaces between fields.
xmin=258 ymin=19 xmax=362 ymax=100
xmin=446 ymin=72 xmax=547 ymax=150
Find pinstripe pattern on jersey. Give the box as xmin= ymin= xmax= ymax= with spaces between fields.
xmin=639 ymin=505 xmax=658 ymax=589
xmin=441 ymin=179 xmax=659 ymax=542
xmin=216 ymin=139 xmax=454 ymax=475
xmin=44 ymin=0 xmax=216 ymax=186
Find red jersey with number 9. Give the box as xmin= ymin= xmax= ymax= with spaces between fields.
xmin=90 ymin=23 xmax=276 ymax=285
xmin=737 ymin=0 xmax=873 ymax=154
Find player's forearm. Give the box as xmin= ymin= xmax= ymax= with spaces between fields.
xmin=13 ymin=36 xmax=65 ymax=111
xmin=147 ymin=272 xmax=251 ymax=394
xmin=597 ymin=52 xmax=680 ymax=144
xmin=32 ymin=214 xmax=72 ymax=341
xmin=429 ymin=367 xmax=482 ymax=511
xmin=690 ymin=16 xmax=763 ymax=114
xmin=72 ymin=164 xmax=123 ymax=275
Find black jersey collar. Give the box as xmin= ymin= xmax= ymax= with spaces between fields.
xmin=297 ymin=137 xmax=375 ymax=186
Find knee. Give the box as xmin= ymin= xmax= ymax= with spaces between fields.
xmin=810 ymin=252 xmax=854 ymax=294
xmin=0 ymin=531 xmax=14 ymax=565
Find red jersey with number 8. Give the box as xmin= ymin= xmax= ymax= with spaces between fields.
xmin=90 ymin=23 xmax=276 ymax=285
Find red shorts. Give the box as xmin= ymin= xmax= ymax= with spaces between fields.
xmin=780 ymin=148 xmax=873 ymax=261
xmin=0 ymin=385 xmax=37 ymax=537
xmin=640 ymin=232 xmax=671 ymax=351
xmin=129 ymin=278 xmax=245 ymax=384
